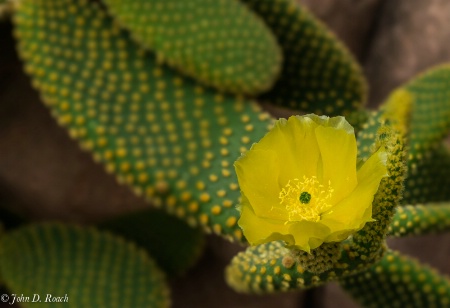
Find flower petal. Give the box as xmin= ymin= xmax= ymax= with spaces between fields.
xmin=238 ymin=197 xmax=294 ymax=246
xmin=315 ymin=124 xmax=358 ymax=204
xmin=357 ymin=146 xmax=388 ymax=187
xmin=282 ymin=116 xmax=322 ymax=179
xmin=288 ymin=221 xmax=331 ymax=252
xmin=252 ymin=116 xmax=322 ymax=182
xmin=235 ymin=149 xmax=288 ymax=220
xmin=308 ymin=114 xmax=355 ymax=133
xmin=320 ymin=147 xmax=388 ymax=240
xmin=235 ymin=116 xmax=324 ymax=220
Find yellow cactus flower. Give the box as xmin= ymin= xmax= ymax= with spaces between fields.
xmin=234 ymin=115 xmax=388 ymax=252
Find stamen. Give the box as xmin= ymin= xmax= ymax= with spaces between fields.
xmin=279 ymin=176 xmax=334 ymax=222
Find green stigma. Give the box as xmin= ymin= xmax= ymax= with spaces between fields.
xmin=299 ymin=192 xmax=311 ymax=204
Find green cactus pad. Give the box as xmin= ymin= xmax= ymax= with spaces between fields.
xmin=242 ymin=0 xmax=366 ymax=115
xmin=352 ymin=123 xmax=406 ymax=261
xmin=225 ymin=238 xmax=382 ymax=294
xmin=382 ymin=65 xmax=450 ymax=204
xmin=356 ymin=111 xmax=384 ymax=162
xmin=340 ymin=250 xmax=450 ymax=308
xmin=388 ymin=203 xmax=450 ymax=237
xmin=99 ymin=209 xmax=205 ymax=277
xmin=289 ymin=242 xmax=341 ymax=274
xmin=226 ymin=123 xmax=406 ymax=293
xmin=14 ymin=0 xmax=274 ymax=242
xmin=226 ymin=241 xmax=336 ymax=293
xmin=345 ymin=109 xmax=370 ymax=135
xmin=0 ymin=223 xmax=170 ymax=308
xmin=389 ymin=65 xmax=450 ymax=150
xmin=101 ymin=0 xmax=282 ymax=95
xmin=403 ymin=144 xmax=450 ymax=204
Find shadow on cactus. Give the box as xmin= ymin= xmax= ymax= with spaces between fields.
xmin=1 ymin=0 xmax=449 ymax=307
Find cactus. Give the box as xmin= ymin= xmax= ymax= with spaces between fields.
xmin=0 ymin=223 xmax=170 ymax=307
xmin=241 ymin=0 xmax=367 ymax=116
xmin=98 ymin=209 xmax=205 ymax=277
xmin=101 ymin=0 xmax=283 ymax=95
xmin=226 ymin=63 xmax=450 ymax=300
xmin=388 ymin=204 xmax=450 ymax=237
xmin=340 ymin=250 xmax=450 ymax=308
xmin=383 ymin=65 xmax=450 ymax=204
xmin=226 ymin=117 xmax=407 ymax=293
xmin=13 ymin=0 xmax=273 ymax=242
xmin=225 ymin=66 xmax=450 ymax=304
xmin=0 ymin=209 xmax=205 ymax=306
xmin=1 ymin=0 xmax=450 ymax=307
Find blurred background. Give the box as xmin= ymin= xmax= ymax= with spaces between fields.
xmin=1 ymin=0 xmax=450 ymax=307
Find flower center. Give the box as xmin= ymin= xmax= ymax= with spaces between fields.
xmin=279 ymin=176 xmax=334 ymax=222
xmin=299 ymin=192 xmax=311 ymax=204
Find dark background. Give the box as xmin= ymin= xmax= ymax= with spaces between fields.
xmin=1 ymin=1 xmax=450 ymax=307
